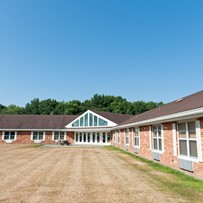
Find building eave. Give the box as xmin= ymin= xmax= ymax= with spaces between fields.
xmin=113 ymin=107 xmax=203 ymax=130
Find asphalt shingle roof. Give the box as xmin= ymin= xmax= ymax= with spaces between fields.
xmin=119 ymin=90 xmax=203 ymax=126
xmin=0 ymin=115 xmax=77 ymax=129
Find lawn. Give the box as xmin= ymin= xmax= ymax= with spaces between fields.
xmin=0 ymin=144 xmax=202 ymax=203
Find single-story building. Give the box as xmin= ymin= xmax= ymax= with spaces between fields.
xmin=1 ymin=91 xmax=203 ymax=179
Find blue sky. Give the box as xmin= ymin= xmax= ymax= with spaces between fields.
xmin=0 ymin=0 xmax=203 ymax=107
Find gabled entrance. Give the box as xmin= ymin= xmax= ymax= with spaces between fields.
xmin=65 ymin=110 xmax=116 ymax=145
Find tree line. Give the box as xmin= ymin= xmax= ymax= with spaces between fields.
xmin=0 ymin=94 xmax=164 ymax=115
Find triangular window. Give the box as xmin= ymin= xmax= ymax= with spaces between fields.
xmin=71 ymin=112 xmax=108 ymax=127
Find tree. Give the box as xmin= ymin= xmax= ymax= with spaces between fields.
xmin=39 ymin=99 xmax=58 ymax=115
xmin=24 ymin=98 xmax=40 ymax=114
xmin=0 ymin=95 xmax=164 ymax=115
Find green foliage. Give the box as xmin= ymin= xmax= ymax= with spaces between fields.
xmin=0 ymin=94 xmax=164 ymax=115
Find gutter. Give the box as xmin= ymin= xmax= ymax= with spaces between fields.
xmin=112 ymin=107 xmax=203 ymax=130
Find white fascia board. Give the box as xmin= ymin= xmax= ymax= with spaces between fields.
xmin=65 ymin=110 xmax=117 ymax=128
xmin=67 ymin=127 xmax=112 ymax=132
xmin=0 ymin=129 xmax=69 ymax=131
xmin=113 ymin=107 xmax=203 ymax=129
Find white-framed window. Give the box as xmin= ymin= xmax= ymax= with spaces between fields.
xmin=178 ymin=121 xmax=198 ymax=159
xmin=134 ymin=127 xmax=140 ymax=147
xmin=125 ymin=129 xmax=129 ymax=145
xmin=118 ymin=130 xmax=120 ymax=144
xmin=3 ymin=131 xmax=17 ymax=140
xmin=53 ymin=131 xmax=65 ymax=141
xmin=113 ymin=131 xmax=116 ymax=142
xmin=72 ymin=112 xmax=108 ymax=127
xmin=152 ymin=125 xmax=163 ymax=152
xmin=32 ymin=131 xmax=45 ymax=140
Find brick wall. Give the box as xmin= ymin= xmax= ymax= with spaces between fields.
xmin=0 ymin=131 xmax=3 ymax=144
xmin=66 ymin=132 xmax=74 ymax=144
xmin=14 ymin=131 xmax=34 ymax=144
xmin=116 ymin=119 xmax=203 ymax=179
xmin=137 ymin=126 xmax=151 ymax=159
xmin=42 ymin=131 xmax=56 ymax=144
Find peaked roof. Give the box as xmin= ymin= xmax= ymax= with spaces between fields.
xmin=91 ymin=110 xmax=132 ymax=124
xmin=0 ymin=115 xmax=77 ymax=129
xmin=119 ymin=90 xmax=203 ymax=127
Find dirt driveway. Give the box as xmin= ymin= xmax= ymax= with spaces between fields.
xmin=0 ymin=145 xmax=199 ymax=203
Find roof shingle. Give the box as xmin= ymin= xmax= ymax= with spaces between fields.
xmin=0 ymin=115 xmax=77 ymax=129
xmin=119 ymin=90 xmax=203 ymax=126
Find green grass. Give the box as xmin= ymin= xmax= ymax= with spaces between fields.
xmin=105 ymin=146 xmax=203 ymax=201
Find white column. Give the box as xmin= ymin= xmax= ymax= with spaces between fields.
xmin=196 ymin=120 xmax=202 ymax=162
xmin=82 ymin=132 xmax=84 ymax=143
xmin=149 ymin=126 xmax=152 ymax=150
xmin=172 ymin=123 xmax=177 ymax=156
xmin=105 ymin=132 xmax=107 ymax=143
xmin=100 ymin=132 xmax=102 ymax=144
xmin=90 ymin=132 xmax=93 ymax=143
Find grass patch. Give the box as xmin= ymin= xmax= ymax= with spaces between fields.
xmin=32 ymin=144 xmax=44 ymax=148
xmin=105 ymin=146 xmax=203 ymax=201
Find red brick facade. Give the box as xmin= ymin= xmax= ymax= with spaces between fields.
xmin=0 ymin=131 xmax=75 ymax=145
xmin=112 ymin=118 xmax=203 ymax=179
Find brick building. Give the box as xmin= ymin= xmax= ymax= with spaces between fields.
xmin=1 ymin=91 xmax=203 ymax=178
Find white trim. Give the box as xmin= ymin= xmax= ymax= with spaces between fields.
xmin=65 ymin=110 xmax=117 ymax=128
xmin=125 ymin=128 xmax=130 ymax=146
xmin=114 ymin=107 xmax=203 ymax=129
xmin=177 ymin=121 xmax=199 ymax=160
xmin=196 ymin=120 xmax=202 ymax=162
xmin=149 ymin=126 xmax=152 ymax=150
xmin=134 ymin=127 xmax=140 ymax=148
xmin=0 ymin=129 xmax=69 ymax=131
xmin=161 ymin=124 xmax=164 ymax=153
xmin=52 ymin=131 xmax=66 ymax=141
xmin=151 ymin=125 xmax=164 ymax=153
xmin=177 ymin=155 xmax=199 ymax=163
xmin=172 ymin=123 xmax=177 ymax=156
xmin=131 ymin=128 xmax=134 ymax=146
xmin=31 ymin=131 xmax=45 ymax=141
xmin=118 ymin=130 xmax=121 ymax=144
xmin=52 ymin=131 xmax=54 ymax=140
xmin=2 ymin=131 xmax=17 ymax=141
xmin=67 ymin=127 xmax=112 ymax=132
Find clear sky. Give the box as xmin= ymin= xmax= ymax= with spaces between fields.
xmin=0 ymin=0 xmax=203 ymax=107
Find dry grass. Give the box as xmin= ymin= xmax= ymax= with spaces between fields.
xmin=0 ymin=144 xmax=201 ymax=203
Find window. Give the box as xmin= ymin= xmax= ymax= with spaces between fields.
xmin=71 ymin=112 xmax=108 ymax=127
xmin=93 ymin=132 xmax=95 ymax=142
xmin=84 ymin=113 xmax=88 ymax=126
xmin=178 ymin=122 xmax=198 ymax=158
xmin=72 ymin=120 xmax=79 ymax=127
xmin=107 ymin=132 xmax=111 ymax=143
xmin=94 ymin=116 xmax=98 ymax=126
xmin=97 ymin=132 xmax=100 ymax=142
xmin=99 ymin=118 xmax=108 ymax=126
xmin=134 ymin=128 xmax=140 ymax=147
xmin=80 ymin=117 xmax=84 ymax=127
xmin=76 ymin=133 xmax=78 ymax=142
xmin=3 ymin=131 xmax=16 ymax=140
xmin=102 ymin=132 xmax=106 ymax=143
xmin=32 ymin=131 xmax=44 ymax=140
xmin=152 ymin=125 xmax=163 ymax=151
xmin=125 ymin=129 xmax=129 ymax=145
xmin=89 ymin=113 xmax=93 ymax=126
xmin=53 ymin=131 xmax=65 ymax=140
xmin=113 ymin=131 xmax=116 ymax=142
xmin=118 ymin=130 xmax=120 ymax=144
